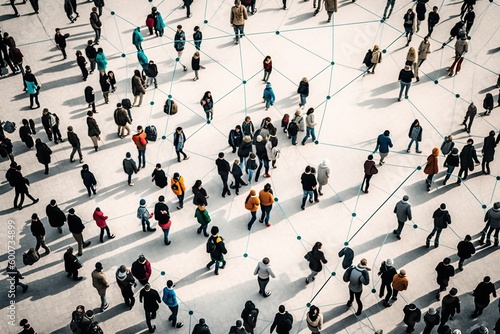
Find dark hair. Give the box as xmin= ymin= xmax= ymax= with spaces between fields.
xmin=368 ymin=154 xmax=373 ymax=160
xmin=305 ymin=166 xmax=311 ymax=173
xmin=307 ymin=108 xmax=314 ymax=115
xmin=278 ymin=305 xmax=285 ymax=313
xmin=412 ymin=119 xmax=419 ymax=126
xmin=156 ymin=163 xmax=161 ymax=168
xmin=167 ymin=279 xmax=174 ymax=287
xmin=443 ymin=257 xmax=451 ymax=265
xmin=264 ymin=183 xmax=272 ymax=192
xmin=308 ymin=305 xmax=320 ymax=321
xmin=383 ymin=130 xmax=390 ymax=136
xmin=218 ymin=152 xmax=224 ymax=158
xmin=134 ymin=69 xmax=141 ymax=76
xmin=313 ymin=241 xmax=322 ymax=251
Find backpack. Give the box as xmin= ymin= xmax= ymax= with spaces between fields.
xmin=287 ymin=121 xmax=298 ymax=136
xmin=121 ymin=98 xmax=132 ymax=109
xmin=87 ymin=320 xmax=103 ymax=334
xmin=145 ymin=125 xmax=157 ymax=141
xmin=342 ymin=266 xmax=354 ymax=282
xmin=70 ymin=313 xmax=82 ymax=333
xmin=3 ymin=121 xmax=16 ymax=133
xmin=304 ymin=251 xmax=313 ymax=261
xmin=23 ymin=248 xmax=40 ymax=266
xmin=164 ymin=99 xmax=177 ymax=115
xmin=206 ymin=237 xmax=216 ymax=253
xmin=271 ymin=147 xmax=280 ymax=160
xmin=363 ymin=49 xmax=373 ymax=66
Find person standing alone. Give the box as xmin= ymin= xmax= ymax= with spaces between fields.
xmin=393 ymin=195 xmax=412 ymax=240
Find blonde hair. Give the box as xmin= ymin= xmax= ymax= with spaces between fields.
xmin=295 ymin=109 xmax=302 ymax=116
xmin=301 ymin=77 xmax=308 ymax=82
xmin=373 ymin=44 xmax=379 ymax=51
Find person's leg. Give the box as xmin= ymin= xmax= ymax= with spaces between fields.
xmin=383 ymin=1 xmax=390 ymax=18
xmin=35 ymin=235 xmax=42 ymax=252
xmin=145 ymin=310 xmax=153 ymax=331
xmin=248 ymin=169 xmax=254 ymax=184
xmin=302 ymin=128 xmax=310 ymax=144
xmin=364 ymin=174 xmax=372 ymax=192
xmin=354 ymin=291 xmax=363 ymax=315
xmin=434 ymin=228 xmax=442 ymax=246
xmin=458 ymin=257 xmax=464 ymax=270
xmin=456 ymin=57 xmax=464 ymax=73
xmin=100 ymin=227 xmax=105 ymax=242
xmin=255 ymin=158 xmax=263 ymax=180
xmin=396 ymin=220 xmax=405 ymax=236
xmin=426 ymin=227 xmax=436 ymax=247
xmin=74 ymin=233 xmax=83 ymax=255
xmin=257 ymin=277 xmax=266 ymax=295
xmin=404 ymin=82 xmax=411 ymax=98
xmin=398 ymin=82 xmax=404 ymax=100
xmin=248 ymin=211 xmax=257 ymax=229
xmin=292 ymin=135 xmax=297 ymax=145
xmin=407 ymin=139 xmax=414 ymax=151
xmin=306 ymin=270 xmax=318 ymax=283
xmin=265 ymin=205 xmax=272 ymax=223
xmin=163 ymin=228 xmax=170 ymax=244
xmin=233 ymin=26 xmax=239 ymax=42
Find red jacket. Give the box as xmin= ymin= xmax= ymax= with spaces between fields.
xmin=93 ymin=210 xmax=108 ymax=228
xmin=132 ymin=131 xmax=148 ymax=150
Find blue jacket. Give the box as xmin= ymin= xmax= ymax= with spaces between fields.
xmin=96 ymin=52 xmax=107 ymax=71
xmin=26 ymin=80 xmax=38 ymax=95
xmin=375 ymin=134 xmax=393 ymax=154
xmin=137 ymin=50 xmax=149 ymax=69
xmin=263 ymin=83 xmax=275 ymax=103
xmin=155 ymin=12 xmax=165 ymax=30
xmin=132 ymin=28 xmax=144 ymax=46
xmin=162 ymin=287 xmax=178 ymax=307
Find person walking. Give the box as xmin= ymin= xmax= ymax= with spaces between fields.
xmin=19 ymin=119 xmax=34 ymax=150
xmin=416 ymin=36 xmax=431 ymax=80
xmin=254 ymin=257 xmax=275 ymax=297
xmin=344 ymin=258 xmax=370 ymax=316
xmin=10 ymin=164 xmax=38 ymax=211
xmin=67 ymin=208 xmax=91 ymax=256
xmin=90 ymin=7 xmax=101 ymax=44
xmin=457 ymin=234 xmax=475 ymax=270
xmin=132 ymin=27 xmax=144 ymax=51
xmin=480 ymin=202 xmax=500 ymax=246
xmin=161 ymin=280 xmax=184 ymax=328
xmin=448 ymin=34 xmax=468 ymax=77
xmin=301 ymin=108 xmax=317 ymax=145
xmin=132 ymin=254 xmax=152 ymax=285
xmin=484 ymin=93 xmax=494 ymax=116
xmin=241 ymin=300 xmax=259 ymax=334
xmin=35 ymin=139 xmax=52 ymax=175
xmin=91 ymin=262 xmax=109 ymax=311
xmin=200 ymin=91 xmax=214 ymax=122
xmin=144 ymin=60 xmax=158 ymax=88
xmin=403 ymin=9 xmax=415 ymax=46
xmin=76 ymin=50 xmax=88 ymax=81
xmin=64 ymin=246 xmax=82 ymax=281
xmin=216 ymin=152 xmax=231 ymax=197
xmin=397 ymin=65 xmax=414 ymax=101
xmin=378 ymin=258 xmax=397 ymax=307
xmin=46 ymin=199 xmax=66 ymax=234
xmin=152 ymin=7 xmax=165 ymax=37
xmin=373 ymin=130 xmax=393 ymax=165
xmin=297 ymin=77 xmax=309 ymax=107
xmin=258 ymin=183 xmax=274 ymax=227
xmin=316 ymin=159 xmax=330 ymax=196
xmin=86 ymin=111 xmax=101 ymax=152
xmin=137 ymin=199 xmax=156 ymax=232
xmin=171 ymin=172 xmax=186 ymax=210
xmin=456 ymin=139 xmax=479 ymax=184
xmin=463 ymin=5 xmax=475 ymax=34
xmin=423 ymin=307 xmax=440 ymax=334
xmin=131 ymin=70 xmax=146 ymax=107
xmin=435 ymin=258 xmax=455 ymax=301
xmin=306 ymin=305 xmax=323 ymax=334
xmin=229 ymin=125 xmax=243 ymax=153
xmin=368 ymin=45 xmax=382 ymax=74
xmin=403 ymin=304 xmax=421 ymax=333
xmin=383 ymin=0 xmax=395 ymax=20
xmin=154 ymin=196 xmax=171 ymax=245
xmin=387 ymin=269 xmax=409 ymax=305
xmin=139 ymin=283 xmax=161 ymax=333
xmin=393 ymin=195 xmax=412 ymax=239
xmin=270 ymin=305 xmax=293 ymax=334
xmin=262 ymin=55 xmax=272 ymax=82
xmin=81 ymin=164 xmax=97 ymax=197
xmin=254 ymin=135 xmax=270 ymax=181
xmin=230 ymin=1 xmax=248 ymax=44
xmin=194 ymin=204 xmax=211 ymax=237
xmin=192 ymin=180 xmax=209 ymax=206
xmin=93 ymin=207 xmax=115 ymax=243
xmin=193 ymin=26 xmax=202 ymax=50
xmin=132 ymin=126 xmax=148 ymax=169
xmin=174 ymin=127 xmax=189 ymax=162
xmin=424 ymin=147 xmax=440 ymax=191
xmin=114 ymin=103 xmax=131 ymax=139
xmin=116 ymin=265 xmax=136 ymax=309
xmin=263 ymin=82 xmax=275 ymax=110
xmin=305 ymin=242 xmax=328 ymax=284
xmin=407 ymin=119 xmax=423 ymax=153
xmin=443 ymin=148 xmax=459 ymax=185
xmin=84 ymin=86 xmax=97 ymax=113
xmin=30 ymin=213 xmax=50 ymax=255
xmin=98 ymin=70 xmax=110 ymax=104
xmin=426 ymin=203 xmax=452 ymax=247
xmin=362 ymin=155 xmax=378 ymax=193
xmin=192 ymin=319 xmax=211 ymax=334
xmin=54 ymin=28 xmax=68 ymax=60
xmin=173 ymin=25 xmax=188 ymax=71
xmin=245 ymin=189 xmax=260 ymax=230
xmin=41 ymin=108 xmax=63 ymax=144
xmin=462 ymin=103 xmax=477 ymax=134
xmin=206 ymin=226 xmax=227 ymax=275
xmin=439 ymin=288 xmax=460 ymax=331
xmin=481 ymin=131 xmax=496 ymax=175
xmin=85 ymin=40 xmax=97 ymax=74
xmin=471 ymin=276 xmax=497 ymax=318
xmin=427 ymin=6 xmax=440 ymax=36
xmin=301 ymin=165 xmax=318 ymax=210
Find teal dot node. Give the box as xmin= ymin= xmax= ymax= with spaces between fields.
xmin=161 ymin=135 xmax=166 ymax=140
xmin=405 ymin=95 xmax=409 ymax=99
xmin=314 ymin=140 xmax=319 ymax=144
xmin=382 ymin=49 xmax=387 ymax=54
xmin=111 ymin=11 xmax=115 ymax=15
xmin=482 ymin=204 xmax=487 ymax=209
xmin=274 ymin=197 xmax=278 ymax=202
xmin=306 ymin=302 xmax=311 ymax=307
xmin=275 ymin=31 xmax=280 ymax=35
xmin=296 ymin=236 xmax=301 ymax=240
xmin=413 ymin=224 xmax=418 ymax=229
xmin=168 ymin=94 xmax=172 ymax=98
xmin=497 ymin=176 xmax=500 ymax=181
xmin=121 ymin=53 xmax=126 ymax=58
xmin=160 ymin=271 xmax=165 ymax=275
xmin=417 ymin=166 xmax=422 ymax=170
xmin=207 ymin=120 xmax=211 ymax=124
xmin=344 ymin=241 xmax=348 ymax=246
xmin=175 ymin=57 xmax=180 ymax=62
xmin=371 ymin=288 xmax=376 ymax=293
xmin=331 ymin=272 xmax=336 ymax=276
xmin=326 ymin=95 xmax=331 ymax=100
xmin=204 ymin=20 xmax=208 ymax=24
xmin=243 ymin=253 xmax=248 ymax=258
xmin=188 ymin=310 xmax=193 ymax=315
xmin=455 ymin=94 xmax=460 ymax=98
xmin=330 ymin=61 xmax=335 ymax=65
xmin=380 ymin=19 xmax=384 ymax=23
xmin=352 ymin=213 xmax=356 ymax=217
xmin=434 ymin=80 xmax=439 ymax=84
xmin=242 ymin=80 xmax=247 ymax=84
xmin=150 ymin=101 xmax=154 ymax=105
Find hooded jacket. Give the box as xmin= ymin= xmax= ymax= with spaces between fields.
xmin=46 ymin=204 xmax=66 ymax=227
xmin=317 ymin=160 xmax=330 ymax=185
xmin=424 ymin=148 xmax=439 ymax=175
xmin=93 ymin=209 xmax=108 ymax=228
xmin=115 ymin=269 xmax=135 ymax=290
xmin=91 ymin=269 xmax=109 ymax=295
xmin=432 ymin=207 xmax=451 ymax=228
xmin=263 ymin=83 xmax=275 ymax=103
xmin=347 ymin=264 xmax=370 ymax=293
xmin=484 ymin=207 xmax=500 ymax=229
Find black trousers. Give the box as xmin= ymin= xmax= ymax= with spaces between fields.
xmin=167 ymin=305 xmax=178 ymax=327
xmin=120 ymin=286 xmax=135 ymax=307
xmin=14 ymin=189 xmax=36 ymax=208
xmin=220 ymin=173 xmax=229 ymax=195
xmin=348 ymin=289 xmax=363 ymax=314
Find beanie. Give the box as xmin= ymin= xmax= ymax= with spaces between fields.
xmin=68 ymin=208 xmax=75 ymax=214
xmin=140 ymin=199 xmax=146 ymax=206
xmin=386 ymin=258 xmax=394 ymax=266
xmin=402 ymin=195 xmax=409 ymax=202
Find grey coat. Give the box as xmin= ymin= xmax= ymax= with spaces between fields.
xmin=394 ymin=200 xmax=412 ymax=222
xmin=123 ymin=158 xmax=138 ymax=175
xmin=317 ymin=161 xmax=330 ymax=185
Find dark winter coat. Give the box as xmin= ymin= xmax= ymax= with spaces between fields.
xmin=84 ymin=86 xmax=95 ymax=103
xmin=46 ymin=204 xmax=66 ymax=228
xmin=81 ymin=169 xmax=97 ymax=187
xmin=123 ymin=158 xmax=138 ymax=175
xmin=482 ymin=134 xmax=496 ymax=162
xmin=216 ymin=158 xmax=231 ymax=176
xmin=432 ymin=208 xmax=451 ymax=229
xmin=151 ymin=169 xmax=167 ymax=188
xmin=441 ymin=294 xmax=460 ymax=314
xmin=99 ymin=72 xmax=110 ymax=92
xmin=270 ymin=311 xmax=293 ymax=334
xmin=255 ymin=139 xmax=268 ymax=160
xmin=30 ymin=219 xmax=45 ymax=237
xmin=297 ymin=81 xmax=309 ymax=96
xmin=444 ymin=153 xmax=459 ymax=168
xmin=19 ymin=125 xmax=34 ymax=148
xmin=35 ymin=141 xmax=52 ymax=164
xmin=459 ymin=144 xmax=479 ymax=169
xmin=232 ymin=163 xmax=243 ymax=179
xmin=64 ymin=251 xmax=81 ymax=272
xmin=308 ymin=248 xmax=327 ymax=272
xmin=67 ymin=214 xmax=85 ymax=234
xmin=208 ymin=235 xmax=227 ymax=260
xmin=403 ymin=305 xmax=421 ymax=327
xmin=378 ymin=262 xmax=397 ymax=284
xmin=192 ymin=186 xmax=208 ymax=206
xmin=67 ymin=131 xmax=81 ymax=149
xmin=238 ymin=141 xmax=252 ymax=158
xmin=473 ymin=281 xmax=497 ymax=306
xmin=435 ymin=262 xmax=455 ymax=286
xmin=457 ymin=240 xmax=475 ymax=259
xmin=192 ymin=323 xmax=212 ymax=334
xmin=228 ymin=129 xmax=243 ymax=148
xmin=139 ymin=288 xmax=161 ymax=312
xmin=154 ymin=202 xmax=170 ymax=224
xmin=86 ymin=117 xmax=101 ymax=137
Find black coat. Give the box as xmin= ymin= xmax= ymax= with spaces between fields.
xmin=30 ymin=219 xmax=45 ymax=237
xmin=379 ymin=262 xmax=397 ymax=284
xmin=308 ymin=249 xmax=327 ymax=272
xmin=459 ymin=144 xmax=479 ymax=169
xmin=46 ymin=204 xmax=66 ymax=227
xmin=55 ymin=33 xmax=67 ymax=48
xmin=19 ymin=125 xmax=34 ymax=148
xmin=208 ymin=235 xmax=227 ymax=260
xmin=255 ymin=140 xmax=268 ymax=160
xmin=403 ymin=306 xmax=421 ymax=326
xmin=67 ymin=214 xmax=85 ymax=234
xmin=238 ymin=141 xmax=252 ymax=158
xmin=99 ymin=72 xmax=110 ymax=92
xmin=86 ymin=117 xmax=100 ymax=137
xmin=68 ymin=131 xmax=81 ymax=148
xmin=457 ymin=240 xmax=475 ymax=259
xmin=154 ymin=202 xmax=170 ymax=224
xmin=151 ymin=169 xmax=167 ymax=188
xmin=193 ymin=186 xmax=208 ymax=206
xmin=297 ymin=81 xmax=309 ymax=96
xmin=64 ymin=251 xmax=81 ymax=272
xmin=216 ymin=158 xmax=231 ymax=176
xmin=123 ymin=158 xmax=138 ymax=175
xmin=35 ymin=141 xmax=52 ymax=164
xmin=81 ymin=170 xmax=97 ymax=187
xmin=139 ymin=288 xmax=161 ymax=312
xmin=482 ymin=135 xmax=496 ymax=162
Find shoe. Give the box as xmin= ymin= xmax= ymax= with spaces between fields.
xmin=266 ymin=223 xmax=271 ymax=227
xmin=309 ymin=199 xmax=313 ymax=203
xmin=177 ymin=206 xmax=183 ymax=210
xmin=129 ymin=183 xmax=134 ymax=186
xmin=416 ymin=150 xmax=422 ymax=153
xmin=259 ymin=219 xmax=263 ymax=223
xmin=347 ymin=301 xmax=353 ymax=308
xmin=416 ymin=77 xmax=420 ymax=82
xmin=363 ymin=190 xmax=369 ymax=193
xmin=101 ymin=303 xmax=109 ymax=311
xmin=436 ymin=293 xmax=440 ymax=301
xmin=383 ymin=302 xmax=392 ymax=307
xmin=264 ymin=173 xmax=271 ymax=178
xmin=393 ymin=229 xmax=397 ymax=234
xmin=263 ymin=291 xmax=271 ymax=297
xmin=18 ymin=205 xmax=23 ymax=210
xmin=406 ymin=148 xmax=410 ymax=153
xmin=83 ymin=241 xmax=91 ymax=248
xmin=301 ymin=205 xmax=305 ymax=210
xmin=318 ymin=191 xmax=323 ymax=196
xmin=148 ymin=228 xmax=157 ymax=232
xmin=355 ymin=311 xmax=362 ymax=316
xmin=74 ymin=277 xmax=83 ymax=281
xmin=204 ymin=233 xmax=209 ymax=237
xmin=183 ymin=66 xmax=187 ymax=72
xmin=183 ymin=156 xmax=190 ymax=160
xmin=33 ymin=198 xmax=39 ymax=204
xmin=149 ymin=325 xmax=156 ymax=333
xmin=305 ymin=278 xmax=309 ymax=284
xmin=165 ymin=241 xmax=171 ymax=245
xmin=22 ymin=285 xmax=29 ymax=293
xmin=67 ymin=273 xmax=72 ymax=278
xmin=197 ymin=227 xmax=202 ymax=234
xmin=434 ymin=244 xmax=439 ymax=248
xmin=70 ymin=159 xmax=75 ymax=163
xmin=77 ymin=253 xmax=83 ymax=256
xmin=109 ymin=234 xmax=115 ymax=239
xmin=397 ymin=235 xmax=401 ymax=240
xmin=425 ymin=244 xmax=430 ymax=248
xmin=176 ymin=323 xmax=184 ymax=329
xmin=398 ymin=98 xmax=401 ymax=102
xmin=485 ymin=240 xmax=492 ymax=246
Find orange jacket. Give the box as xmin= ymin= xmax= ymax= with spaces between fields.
xmin=170 ymin=176 xmax=186 ymax=196
xmin=245 ymin=196 xmax=260 ymax=212
xmin=392 ymin=274 xmax=409 ymax=291
xmin=132 ymin=131 xmax=147 ymax=150
xmin=259 ymin=190 xmax=274 ymax=206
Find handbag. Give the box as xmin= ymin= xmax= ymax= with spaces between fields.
xmin=304 ymin=251 xmax=313 ymax=261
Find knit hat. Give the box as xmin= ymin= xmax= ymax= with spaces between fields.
xmin=408 ymin=304 xmax=416 ymax=310
xmin=140 ymin=199 xmax=146 ymax=206
xmin=451 ymin=148 xmax=458 ymax=154
xmin=386 ymin=258 xmax=394 ymax=266
xmin=402 ymin=195 xmax=409 ymax=202
xmin=250 ymin=189 xmax=257 ymax=196
xmin=428 ymin=307 xmax=436 ymax=315
xmin=138 ymin=255 xmax=146 ymax=263
xmin=173 ymin=172 xmax=180 ymax=181
xmin=399 ymin=269 xmax=406 ymax=276
xmin=452 ymin=330 xmax=461 ymax=334
xmin=432 ymin=147 xmax=440 ymax=156
xmin=440 ymin=203 xmax=446 ymax=210
xmin=68 ymin=208 xmax=75 ymax=214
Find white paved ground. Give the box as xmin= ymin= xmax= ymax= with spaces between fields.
xmin=1 ymin=0 xmax=500 ymax=333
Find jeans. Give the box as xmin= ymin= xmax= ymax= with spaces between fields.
xmin=176 ymin=148 xmax=187 ymax=162
xmin=301 ymin=190 xmax=314 ymax=207
xmin=89 ymin=58 xmax=96 ymax=73
xmin=450 ymin=57 xmax=464 ymax=74
xmin=348 ymin=289 xmax=363 ymax=314
xmin=194 ymin=41 xmax=201 ymax=50
xmin=302 ymin=127 xmax=316 ymax=144
xmin=248 ymin=211 xmax=257 ymax=229
xmin=404 ymin=26 xmax=413 ymax=42
xmin=407 ymin=139 xmax=419 ymax=151
xmin=35 ymin=235 xmax=50 ymax=253
xmin=205 ymin=109 xmax=213 ymax=121
xmin=138 ymin=149 xmax=146 ymax=168
xmin=162 ymin=227 xmax=170 ymax=244
xmin=255 ymin=158 xmax=269 ymax=180
xmin=383 ymin=0 xmax=395 ymax=18
xmin=29 ymin=93 xmax=40 ymax=108
xmin=145 ymin=310 xmax=156 ymax=332
xmin=486 ymin=227 xmax=500 ymax=244
xmin=207 ymin=257 xmax=226 ymax=274
xmin=167 ymin=305 xmax=179 ymax=327
xmin=260 ymin=205 xmax=272 ymax=223
xmin=85 ymin=184 xmax=96 ymax=197
xmin=100 ymin=294 xmax=107 ymax=309
xmin=257 ymin=277 xmax=269 ymax=295
xmin=263 ymin=70 xmax=271 ymax=82
xmin=146 ymin=76 xmax=157 ymax=87
xmin=247 ymin=169 xmax=255 ymax=184
xmin=141 ymin=218 xmax=151 ymax=231
xmin=99 ymin=226 xmax=112 ymax=242
xmin=306 ymin=270 xmax=319 ymax=282
xmin=443 ymin=166 xmax=455 ymax=184
xmin=52 ymin=124 xmax=62 ymax=143
xmin=93 ymin=28 xmax=101 ymax=43
xmin=290 ymin=135 xmax=297 ymax=145
xmin=398 ymin=81 xmax=411 ymax=99
xmin=176 ymin=193 xmax=184 ymax=208
xmin=426 ymin=173 xmax=435 ymax=188
xmin=233 ymin=25 xmax=244 ymax=41
xmin=299 ymin=93 xmax=307 ymax=106
xmin=426 ymin=227 xmax=442 ymax=246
